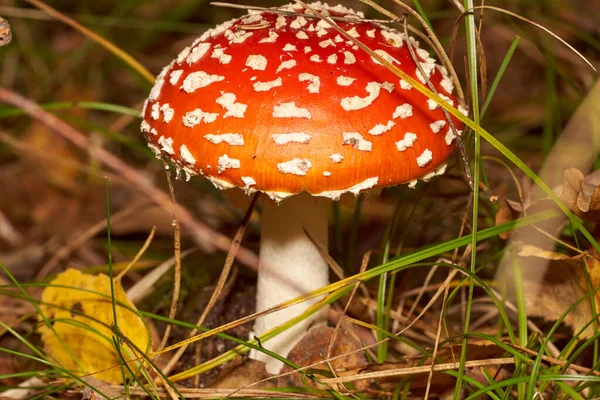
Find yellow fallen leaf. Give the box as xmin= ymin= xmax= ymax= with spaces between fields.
xmin=39 ymin=268 xmax=150 ymax=383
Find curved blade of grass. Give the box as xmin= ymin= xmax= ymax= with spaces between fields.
xmin=24 ymin=0 xmax=154 ymax=84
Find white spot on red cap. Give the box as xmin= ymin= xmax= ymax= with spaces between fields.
xmin=148 ymin=64 xmax=170 ymax=101
xmin=151 ymin=102 xmax=160 ymax=120
xmin=272 ymin=132 xmax=311 ymax=145
xmin=399 ymin=79 xmax=413 ymax=90
xmin=330 ymin=153 xmax=344 ymax=163
xmin=327 ymin=54 xmax=338 ymax=64
xmin=181 ymin=71 xmax=225 ymax=92
xmin=381 ymin=29 xmax=404 ymax=47
xmin=393 ymin=104 xmax=413 ymax=119
xmin=298 ymin=73 xmax=320 ymax=93
xmin=417 ymin=149 xmax=433 ymax=167
xmin=176 ymin=46 xmax=191 ymax=64
xmin=211 ymin=47 xmax=232 ymax=64
xmin=140 ymin=120 xmax=150 ymax=133
xmin=186 ymin=42 xmax=211 ymax=64
xmin=333 ymin=35 xmax=344 ymax=43
xmin=182 ymin=109 xmax=219 ymax=127
xmin=290 ymin=16 xmax=307 ymax=29
xmin=366 ymin=29 xmax=376 ymax=38
xmin=158 ymin=135 xmax=174 ymax=154
xmin=169 ymin=70 xmax=183 ymax=85
xmin=216 ymin=92 xmax=247 ymax=118
xmin=310 ymin=54 xmax=322 ymax=63
xmin=430 ymin=120 xmax=446 ymax=133
xmin=396 ymin=132 xmax=417 ymax=151
xmin=241 ymin=176 xmax=256 ymax=192
xmin=276 ymin=59 xmax=297 ymax=72
xmin=316 ymin=177 xmax=379 ymax=200
xmin=319 ymin=38 xmax=335 ymax=48
xmin=204 ymin=133 xmax=244 ymax=146
xmin=323 ymin=171 xmax=332 ymax=177
xmin=343 ymin=51 xmax=356 ymax=64
xmin=346 ymin=27 xmax=360 ymax=37
xmin=217 ymin=154 xmax=240 ymax=173
xmin=337 ymin=76 xmax=355 ymax=86
xmin=273 ymin=102 xmax=311 ymax=119
xmin=343 ymin=132 xmax=372 ymax=151
xmin=283 ymin=43 xmax=297 ymax=52
xmin=304 ymin=46 xmax=312 ymax=53
xmin=278 ymin=158 xmax=312 ymax=176
xmin=246 ymin=54 xmax=267 ymax=71
xmin=341 ymin=82 xmax=392 ymax=111
xmin=160 ymin=103 xmax=174 ymax=123
xmin=180 ymin=144 xmax=196 ymax=165
xmin=296 ymin=31 xmax=309 ymax=40
xmin=225 ymin=29 xmax=253 ymax=44
xmin=259 ymin=31 xmax=278 ymax=43
xmin=369 ymin=120 xmax=395 ymax=136
xmin=275 ymin=15 xmax=287 ymax=29
xmin=253 ymin=77 xmax=282 ymax=92
xmin=458 ymin=105 xmax=469 ymax=116
xmin=445 ymin=128 xmax=458 ymax=145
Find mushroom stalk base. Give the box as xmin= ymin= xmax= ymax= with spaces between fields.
xmin=250 ymin=194 xmax=329 ymax=374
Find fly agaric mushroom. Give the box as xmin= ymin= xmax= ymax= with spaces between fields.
xmin=142 ymin=2 xmax=463 ymax=374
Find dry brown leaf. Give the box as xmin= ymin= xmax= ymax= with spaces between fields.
xmin=516 ymin=243 xmax=596 ymax=337
xmin=559 ymin=168 xmax=600 ymax=222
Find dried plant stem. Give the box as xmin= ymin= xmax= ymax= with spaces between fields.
xmin=156 ymin=158 xmax=182 ymax=352
xmin=0 ymin=88 xmax=259 ymax=270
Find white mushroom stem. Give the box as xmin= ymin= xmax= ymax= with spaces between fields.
xmin=249 ymin=193 xmax=329 ymax=374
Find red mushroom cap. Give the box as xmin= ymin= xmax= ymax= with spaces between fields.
xmin=142 ymin=2 xmax=464 ymax=201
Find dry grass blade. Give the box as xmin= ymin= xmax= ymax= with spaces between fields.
xmin=160 ymin=193 xmax=260 ymax=377
xmin=121 ymin=386 xmax=326 ymax=399
xmin=0 ymin=88 xmax=259 ymax=270
xmin=114 ymin=226 xmax=156 ymax=281
xmin=321 ymin=357 xmax=515 ymax=384
xmin=24 ymin=0 xmax=154 ymax=83
xmin=303 ymin=227 xmax=345 ymax=280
